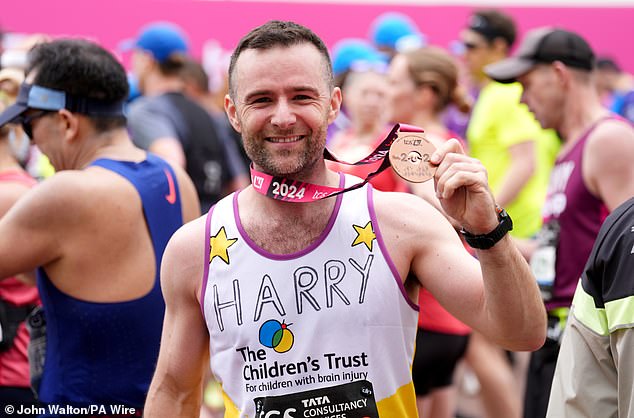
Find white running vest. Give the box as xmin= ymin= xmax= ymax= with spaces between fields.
xmin=201 ymin=177 xmax=418 ymax=418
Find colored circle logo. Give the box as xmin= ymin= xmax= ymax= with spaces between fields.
xmin=259 ymin=319 xmax=294 ymax=353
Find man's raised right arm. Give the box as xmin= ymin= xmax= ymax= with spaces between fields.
xmin=145 ymin=217 xmax=210 ymax=416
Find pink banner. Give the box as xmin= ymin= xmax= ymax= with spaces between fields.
xmin=3 ymin=1 xmax=634 ymax=73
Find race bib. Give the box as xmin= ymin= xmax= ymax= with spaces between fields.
xmin=531 ymin=246 xmax=556 ymax=286
xmin=530 ymin=221 xmax=560 ymax=301
xmin=254 ymin=380 xmax=379 ymax=418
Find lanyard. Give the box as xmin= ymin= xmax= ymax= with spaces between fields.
xmin=250 ymin=123 xmax=436 ymax=202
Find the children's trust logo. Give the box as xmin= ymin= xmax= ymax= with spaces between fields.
xmin=259 ymin=319 xmax=294 ymax=353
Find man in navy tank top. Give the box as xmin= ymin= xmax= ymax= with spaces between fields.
xmin=0 ymin=39 xmax=200 ymax=415
xmin=487 ymin=28 xmax=634 ymax=418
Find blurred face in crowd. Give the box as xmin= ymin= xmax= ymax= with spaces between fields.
xmin=0 ymin=76 xmax=29 ymax=160
xmin=225 ymin=43 xmax=341 ymax=178
xmin=387 ymin=54 xmax=417 ymax=123
xmin=343 ymin=69 xmax=391 ymax=130
xmin=594 ymin=66 xmax=619 ymax=99
xmin=460 ymin=29 xmax=499 ymax=79
xmin=518 ymin=64 xmax=565 ymax=131
xmin=0 ymin=80 xmax=19 ymax=99
xmin=131 ymin=50 xmax=153 ymax=93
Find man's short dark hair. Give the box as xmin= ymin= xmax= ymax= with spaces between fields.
xmin=469 ymin=9 xmax=517 ymax=48
xmin=26 ymin=39 xmax=129 ymax=132
xmin=180 ymin=58 xmax=210 ymax=93
xmin=228 ymin=20 xmax=334 ymax=98
xmin=157 ymin=54 xmax=189 ymax=77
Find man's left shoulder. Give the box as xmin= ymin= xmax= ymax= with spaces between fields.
xmin=371 ymin=189 xmax=445 ymax=232
xmin=589 ymin=116 xmax=634 ymax=144
xmin=585 ymin=117 xmax=634 ymax=163
xmin=8 ymin=171 xmax=95 ymax=226
xmin=371 ymin=189 xmax=426 ymax=212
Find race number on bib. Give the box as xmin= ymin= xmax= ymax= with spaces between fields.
xmin=530 ymin=221 xmax=560 ymax=301
xmin=254 ymin=380 xmax=379 ymax=418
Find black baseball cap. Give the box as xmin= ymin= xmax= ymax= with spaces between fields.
xmin=485 ymin=27 xmax=595 ymax=84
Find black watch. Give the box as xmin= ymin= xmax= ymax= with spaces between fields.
xmin=460 ymin=206 xmax=513 ymax=250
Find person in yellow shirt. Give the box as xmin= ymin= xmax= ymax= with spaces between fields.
xmin=462 ymin=10 xmax=559 ymax=240
xmin=459 ymin=10 xmax=559 ymax=418
xmin=467 ymin=81 xmax=559 ymax=238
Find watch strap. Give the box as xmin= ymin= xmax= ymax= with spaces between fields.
xmin=460 ymin=206 xmax=513 ymax=250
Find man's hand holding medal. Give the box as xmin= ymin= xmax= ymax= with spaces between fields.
xmin=250 ymin=122 xmax=501 ymax=235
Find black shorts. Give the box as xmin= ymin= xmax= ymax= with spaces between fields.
xmin=523 ymin=315 xmax=562 ymax=418
xmin=412 ymin=327 xmax=470 ymax=396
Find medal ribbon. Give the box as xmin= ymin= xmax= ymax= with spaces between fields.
xmin=250 ymin=123 xmax=425 ymax=202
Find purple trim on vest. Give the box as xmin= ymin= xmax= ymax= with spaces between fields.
xmin=367 ymin=185 xmax=419 ymax=312
xmin=233 ymin=173 xmax=346 ymax=260
xmin=200 ymin=205 xmax=215 ymax=318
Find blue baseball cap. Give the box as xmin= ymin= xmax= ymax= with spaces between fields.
xmin=0 ymin=83 xmax=125 ymax=127
xmin=369 ymin=12 xmax=423 ymax=51
xmin=331 ymin=39 xmax=386 ymax=76
xmin=132 ymin=22 xmax=189 ymax=63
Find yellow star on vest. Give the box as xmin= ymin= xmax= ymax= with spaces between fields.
xmin=352 ymin=221 xmax=376 ymax=251
xmin=209 ymin=226 xmax=238 ymax=265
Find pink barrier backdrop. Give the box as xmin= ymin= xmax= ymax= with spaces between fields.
xmin=3 ymin=0 xmax=634 ymax=73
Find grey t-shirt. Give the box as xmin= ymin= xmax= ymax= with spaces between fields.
xmin=127 ymin=92 xmax=247 ymax=211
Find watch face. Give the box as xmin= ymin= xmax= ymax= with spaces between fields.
xmin=388 ymin=131 xmax=437 ymax=183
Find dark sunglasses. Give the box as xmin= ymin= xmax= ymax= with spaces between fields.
xmin=463 ymin=41 xmax=485 ymax=51
xmin=20 ymin=110 xmax=53 ymax=139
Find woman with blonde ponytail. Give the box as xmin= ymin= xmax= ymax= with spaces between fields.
xmin=388 ymin=46 xmax=473 ymax=418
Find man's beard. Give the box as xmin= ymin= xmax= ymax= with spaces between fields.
xmin=243 ymin=123 xmax=328 ymax=178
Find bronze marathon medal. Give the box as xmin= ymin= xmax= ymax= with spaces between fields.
xmin=250 ymin=123 xmax=437 ymax=202
xmin=388 ymin=131 xmax=437 ymax=183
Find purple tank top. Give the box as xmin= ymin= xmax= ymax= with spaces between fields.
xmin=541 ymin=118 xmax=614 ymax=310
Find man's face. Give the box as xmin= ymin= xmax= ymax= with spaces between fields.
xmin=225 ymin=43 xmax=341 ymax=178
xmin=19 ymin=106 xmax=64 ymax=168
xmin=19 ymin=71 xmax=67 ymax=170
xmin=387 ymin=54 xmax=417 ymax=123
xmin=518 ymin=65 xmax=564 ymax=131
xmin=460 ymin=29 xmax=496 ymax=79
xmin=21 ymin=72 xmax=53 ymax=148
